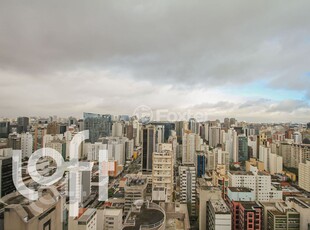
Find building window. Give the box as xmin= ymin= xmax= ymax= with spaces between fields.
xmin=43 ymin=219 xmax=51 ymax=230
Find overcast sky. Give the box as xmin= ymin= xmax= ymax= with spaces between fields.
xmin=1 ymin=0 xmax=310 ymax=122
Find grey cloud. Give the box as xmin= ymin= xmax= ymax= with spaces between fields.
xmin=266 ymin=100 xmax=310 ymax=113
xmin=1 ymin=0 xmax=310 ymax=88
xmin=0 ymin=1 xmax=310 ymax=120
xmin=191 ymin=101 xmax=235 ymax=110
xmin=238 ymin=98 xmax=271 ymax=109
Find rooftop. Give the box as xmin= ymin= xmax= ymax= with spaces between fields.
xmin=240 ymin=201 xmax=261 ymax=210
xmin=229 ymin=171 xmax=254 ymax=176
xmin=78 ymin=208 xmax=96 ymax=223
xmin=228 ymin=187 xmax=253 ymax=193
xmin=123 ymin=203 xmax=165 ymax=230
xmin=209 ymin=199 xmax=230 ymax=214
xmin=125 ymin=175 xmax=147 ymax=187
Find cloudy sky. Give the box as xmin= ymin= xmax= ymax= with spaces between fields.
xmin=1 ymin=0 xmax=310 ymax=122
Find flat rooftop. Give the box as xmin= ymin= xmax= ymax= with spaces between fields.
xmin=78 ymin=208 xmax=96 ymax=223
xmin=209 ymin=199 xmax=230 ymax=214
xmin=228 ymin=187 xmax=253 ymax=193
xmin=287 ymin=197 xmax=310 ymax=209
xmin=240 ymin=201 xmax=261 ymax=210
xmin=229 ymin=171 xmax=254 ymax=176
xmin=123 ymin=203 xmax=165 ymax=230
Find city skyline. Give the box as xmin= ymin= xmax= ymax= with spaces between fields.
xmin=1 ymin=1 xmax=310 ymax=122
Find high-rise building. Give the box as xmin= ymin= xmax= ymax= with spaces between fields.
xmin=285 ymin=197 xmax=310 ymax=230
xmin=17 ymin=117 xmax=29 ymax=133
xmin=175 ymin=121 xmax=188 ymax=144
xmin=224 ymin=118 xmax=230 ymax=129
xmin=0 ymin=121 xmax=10 ymax=138
xmin=231 ymin=201 xmax=262 ymax=230
xmin=142 ymin=125 xmax=155 ymax=171
xmin=8 ymin=132 xmax=21 ymax=150
xmin=267 ymin=207 xmax=300 ymax=230
xmin=20 ymin=132 xmax=33 ymax=158
xmin=179 ymin=165 xmax=196 ymax=216
xmin=112 ymin=122 xmax=124 ymax=137
xmin=47 ymin=121 xmax=60 ymax=135
xmin=279 ymin=143 xmax=310 ymax=169
xmin=189 ymin=118 xmax=198 ymax=134
xmin=99 ymin=209 xmax=122 ymax=230
xmin=209 ymin=127 xmax=221 ymax=148
xmin=269 ymin=152 xmax=283 ymax=174
xmin=197 ymin=152 xmax=206 ymax=177
xmin=125 ymin=124 xmax=134 ymax=140
xmin=33 ymin=125 xmax=47 ymax=151
xmin=152 ymin=150 xmax=174 ymax=202
xmin=84 ymin=112 xmax=112 ymax=143
xmin=228 ymin=169 xmax=283 ymax=202
xmin=206 ymin=198 xmax=232 ymax=230
xmin=299 ymin=160 xmax=310 ymax=192
xmin=238 ymin=135 xmax=248 ymax=162
xmin=225 ymin=128 xmax=238 ymax=162
xmin=4 ymin=190 xmax=63 ymax=230
xmin=198 ymin=186 xmax=222 ymax=230
xmin=124 ymin=174 xmax=148 ymax=215
xmin=182 ymin=131 xmax=196 ymax=164
xmin=125 ymin=139 xmax=134 ymax=160
xmin=0 ymin=155 xmax=15 ymax=198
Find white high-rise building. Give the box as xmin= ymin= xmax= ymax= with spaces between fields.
xmin=132 ymin=120 xmax=140 ymax=147
xmin=179 ymin=165 xmax=196 ymax=216
xmin=207 ymin=147 xmax=229 ymax=172
xmin=228 ymin=168 xmax=282 ymax=202
xmin=84 ymin=142 xmax=107 ymax=161
xmin=259 ymin=145 xmax=271 ymax=171
xmin=269 ymin=153 xmax=283 ymax=174
xmin=206 ymin=199 xmax=232 ymax=230
xmin=152 ymin=150 xmax=174 ymax=202
xmin=224 ymin=128 xmax=238 ymax=162
xmin=112 ymin=122 xmax=123 ymax=137
xmin=299 ymin=160 xmax=310 ymax=192
xmin=20 ymin=132 xmax=33 ymax=158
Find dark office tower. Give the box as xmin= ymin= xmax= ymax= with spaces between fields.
xmin=0 ymin=156 xmax=15 ymax=197
xmin=230 ymin=118 xmax=236 ymax=126
xmin=0 ymin=122 xmax=10 ymax=138
xmin=224 ymin=118 xmax=230 ymax=129
xmin=142 ymin=125 xmax=155 ymax=172
xmin=175 ymin=121 xmax=185 ymax=144
xmin=189 ymin=118 xmax=197 ymax=134
xmin=238 ymin=135 xmax=248 ymax=162
xmin=8 ymin=133 xmax=21 ymax=150
xmin=59 ymin=124 xmax=67 ymax=134
xmin=83 ymin=113 xmax=112 ymax=143
xmin=196 ymin=153 xmax=206 ymax=178
xmin=126 ymin=124 xmax=134 ymax=140
xmin=17 ymin=117 xmax=29 ymax=133
xmin=307 ymin=122 xmax=310 ymax=130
